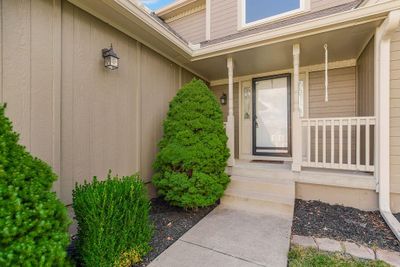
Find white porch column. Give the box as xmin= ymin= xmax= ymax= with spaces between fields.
xmin=292 ymin=44 xmax=302 ymax=172
xmin=227 ymin=57 xmax=235 ymax=166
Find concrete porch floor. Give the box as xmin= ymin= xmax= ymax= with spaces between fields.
xmin=148 ymin=206 xmax=293 ymax=267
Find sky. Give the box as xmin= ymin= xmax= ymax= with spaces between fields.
xmin=140 ymin=0 xmax=175 ymax=11
xmin=246 ymin=0 xmax=300 ymax=23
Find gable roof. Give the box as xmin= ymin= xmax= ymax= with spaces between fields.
xmin=200 ymin=0 xmax=364 ymax=47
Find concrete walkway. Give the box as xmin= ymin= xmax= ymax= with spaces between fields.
xmin=148 ymin=206 xmax=293 ymax=267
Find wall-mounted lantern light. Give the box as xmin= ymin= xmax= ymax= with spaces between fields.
xmin=102 ymin=44 xmax=119 ymax=70
xmin=220 ymin=93 xmax=227 ymax=105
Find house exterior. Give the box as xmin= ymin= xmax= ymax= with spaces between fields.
xmin=1 ymin=0 xmax=400 ymax=237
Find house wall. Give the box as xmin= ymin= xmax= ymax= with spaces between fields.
xmin=208 ymin=0 xmax=356 ymax=40
xmin=0 ymin=0 xmax=62 ymax=189
xmin=0 ymin=0 xmax=197 ymax=204
xmin=390 ymin=27 xmax=400 ymax=212
xmin=357 ymin=38 xmax=375 ymax=116
xmin=210 ymin=83 xmax=239 ymax=159
xmin=168 ymin=10 xmax=206 ymax=44
xmin=210 ymin=0 xmax=237 ymax=40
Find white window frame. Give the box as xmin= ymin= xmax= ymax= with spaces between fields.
xmin=238 ymin=0 xmax=311 ymax=30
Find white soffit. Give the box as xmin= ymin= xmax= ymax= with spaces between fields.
xmin=188 ymin=21 xmax=379 ymax=81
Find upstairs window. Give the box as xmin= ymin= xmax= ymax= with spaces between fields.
xmin=242 ymin=0 xmax=309 ymax=28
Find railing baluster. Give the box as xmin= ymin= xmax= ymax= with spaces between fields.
xmin=307 ymin=121 xmax=311 ymax=165
xmin=339 ymin=119 xmax=343 ymax=168
xmin=348 ymin=120 xmax=351 ymax=167
xmin=331 ymin=119 xmax=334 ymax=166
xmin=323 ymin=120 xmax=326 ymax=167
xmin=366 ymin=118 xmax=370 ymax=169
xmin=315 ymin=120 xmax=319 ymax=165
xmin=356 ymin=118 xmax=361 ymax=170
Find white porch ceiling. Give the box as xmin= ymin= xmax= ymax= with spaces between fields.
xmin=188 ymin=21 xmax=381 ymax=81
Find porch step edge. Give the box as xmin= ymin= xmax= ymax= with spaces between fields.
xmin=221 ymin=194 xmax=294 ymax=218
xmin=224 ymin=189 xmax=295 ymax=206
xmin=230 ymin=175 xmax=295 ymax=185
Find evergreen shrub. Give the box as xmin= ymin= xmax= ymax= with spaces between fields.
xmin=0 ymin=104 xmax=70 ymax=266
xmin=72 ymin=172 xmax=153 ymax=267
xmin=153 ymin=79 xmax=230 ymax=208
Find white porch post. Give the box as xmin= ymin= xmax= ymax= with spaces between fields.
xmin=227 ymin=57 xmax=235 ymax=166
xmin=292 ymin=44 xmax=302 ymax=172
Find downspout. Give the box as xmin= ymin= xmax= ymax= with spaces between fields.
xmin=375 ymin=10 xmax=400 ymax=241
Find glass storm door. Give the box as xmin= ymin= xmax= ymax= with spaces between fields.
xmin=252 ymin=74 xmax=291 ymax=156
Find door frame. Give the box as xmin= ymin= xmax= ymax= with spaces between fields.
xmin=252 ymin=73 xmax=292 ymax=157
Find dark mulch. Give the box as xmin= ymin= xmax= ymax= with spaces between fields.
xmin=134 ymin=198 xmax=217 ymax=266
xmin=292 ymin=199 xmax=400 ymax=252
xmin=68 ymin=198 xmax=217 ymax=266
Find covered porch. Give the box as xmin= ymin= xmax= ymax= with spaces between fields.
xmin=200 ymin=21 xmax=380 ymax=178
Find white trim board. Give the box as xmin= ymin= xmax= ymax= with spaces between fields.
xmin=210 ymin=59 xmax=357 ymax=86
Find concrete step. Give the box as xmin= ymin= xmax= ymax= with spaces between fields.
xmin=229 ymin=175 xmax=294 ymax=196
xmin=229 ymin=166 xmax=295 ymax=180
xmin=223 ymin=162 xmax=295 ymax=217
xmin=221 ymin=189 xmax=294 ymax=218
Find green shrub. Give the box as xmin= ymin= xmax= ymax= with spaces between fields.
xmin=72 ymin=172 xmax=153 ymax=267
xmin=153 ymin=79 xmax=230 ymax=208
xmin=0 ymin=104 xmax=70 ymax=266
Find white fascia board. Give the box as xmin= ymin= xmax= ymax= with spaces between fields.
xmin=156 ymin=0 xmax=198 ymax=16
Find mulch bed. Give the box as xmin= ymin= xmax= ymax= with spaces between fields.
xmin=68 ymin=198 xmax=217 ymax=266
xmin=134 ymin=198 xmax=217 ymax=266
xmin=292 ymin=199 xmax=400 ymax=252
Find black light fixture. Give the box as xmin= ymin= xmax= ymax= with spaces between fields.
xmin=220 ymin=93 xmax=227 ymax=105
xmin=102 ymin=44 xmax=119 ymax=70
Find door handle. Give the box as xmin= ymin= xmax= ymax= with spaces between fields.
xmin=254 ymin=115 xmax=258 ymax=128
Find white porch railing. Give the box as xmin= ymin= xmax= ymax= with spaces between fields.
xmin=301 ymin=116 xmax=376 ymax=172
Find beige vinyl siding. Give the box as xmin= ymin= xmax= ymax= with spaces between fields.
xmin=391 ymin=27 xmax=400 ymax=197
xmin=210 ymin=84 xmax=239 ymax=159
xmin=139 ymin=45 xmax=181 ymax=182
xmin=309 ymin=67 xmax=356 ymax=118
xmin=357 ymin=38 xmax=375 ymax=116
xmin=356 ymin=38 xmax=375 ymax=167
xmin=181 ymin=68 xmax=198 ymax=85
xmin=168 ymin=10 xmax=206 ymax=44
xmin=308 ymin=67 xmax=356 ymax=164
xmin=311 ymin=0 xmax=356 ymax=12
xmin=210 ymin=0 xmax=237 ymax=40
xmin=61 ymin=1 xmax=142 ymax=203
xmin=0 ymin=0 xmax=198 ymax=204
xmin=1 ymin=0 xmax=62 ymax=184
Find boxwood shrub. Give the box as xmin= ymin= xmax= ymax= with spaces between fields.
xmin=72 ymin=172 xmax=153 ymax=267
xmin=153 ymin=79 xmax=230 ymax=209
xmin=0 ymin=104 xmax=70 ymax=266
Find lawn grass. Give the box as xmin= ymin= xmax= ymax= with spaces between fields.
xmin=288 ymin=246 xmax=390 ymax=267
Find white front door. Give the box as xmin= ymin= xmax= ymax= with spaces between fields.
xmin=253 ymin=74 xmax=291 ymax=156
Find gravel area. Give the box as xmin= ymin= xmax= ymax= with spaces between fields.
xmin=292 ymin=199 xmax=400 ymax=252
xmin=134 ymin=198 xmax=217 ymax=266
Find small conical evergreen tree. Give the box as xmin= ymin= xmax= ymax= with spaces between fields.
xmin=153 ymin=79 xmax=230 ymax=208
xmin=0 ymin=104 xmax=70 ymax=266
